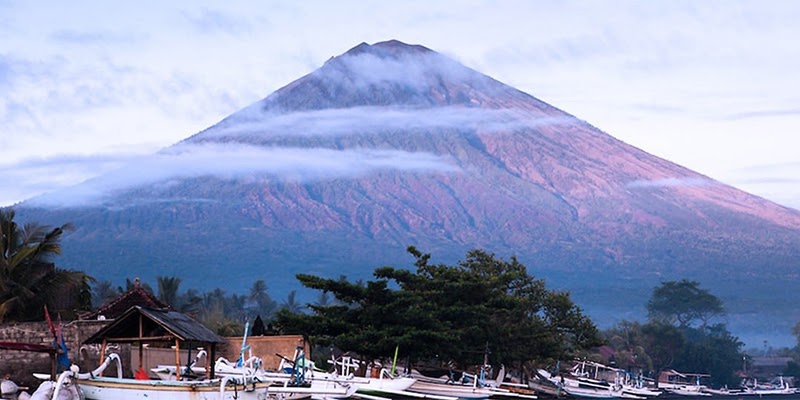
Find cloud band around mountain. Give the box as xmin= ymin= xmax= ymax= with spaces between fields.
xmin=27 ymin=143 xmax=458 ymax=208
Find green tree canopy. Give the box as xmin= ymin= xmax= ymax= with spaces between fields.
xmin=646 ymin=279 xmax=724 ymax=328
xmin=676 ymin=324 xmax=743 ymax=387
xmin=274 ymin=247 xmax=601 ymax=368
xmin=0 ymin=209 xmax=92 ymax=322
xmin=604 ymin=321 xmax=653 ymax=372
xmin=641 ymin=321 xmax=686 ymax=373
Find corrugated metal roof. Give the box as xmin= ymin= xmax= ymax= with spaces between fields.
xmin=83 ymin=306 xmax=225 ymax=344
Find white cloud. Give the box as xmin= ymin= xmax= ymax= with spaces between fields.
xmin=626 ymin=177 xmax=718 ymax=189
xmin=26 ymin=143 xmax=458 ymax=208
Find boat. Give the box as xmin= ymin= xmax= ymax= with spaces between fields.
xmin=1 ymin=377 xmax=32 ymax=400
xmin=526 ymin=374 xmax=565 ymax=398
xmin=407 ymin=366 xmax=537 ymax=400
xmin=0 ymin=338 xmax=71 ymax=400
xmin=536 ymin=368 xmax=633 ymax=399
xmin=537 ymin=361 xmax=655 ymax=399
xmin=320 ymin=354 xmax=418 ymax=396
xmin=700 ymin=385 xmax=745 ymax=396
xmin=656 ymin=370 xmax=710 ymax=396
xmin=45 ymin=306 xmax=355 ymax=400
xmin=739 ymin=376 xmax=797 ymax=396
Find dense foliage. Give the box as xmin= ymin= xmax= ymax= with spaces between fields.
xmin=92 ymin=276 xmax=283 ymax=336
xmin=604 ymin=280 xmax=743 ymax=387
xmin=646 ymin=279 xmax=724 ymax=327
xmin=274 ymin=246 xmax=601 ymax=368
xmin=0 ymin=209 xmax=92 ymax=322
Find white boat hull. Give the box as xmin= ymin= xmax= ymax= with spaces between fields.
xmin=409 ymin=380 xmax=495 ymax=399
xmin=76 ymin=376 xmax=351 ymax=400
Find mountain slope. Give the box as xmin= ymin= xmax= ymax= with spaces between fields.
xmin=15 ymin=40 xmax=800 ymax=343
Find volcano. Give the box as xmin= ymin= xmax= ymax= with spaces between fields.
xmin=16 ymin=40 xmax=800 ymax=343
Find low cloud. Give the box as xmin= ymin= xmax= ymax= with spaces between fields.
xmin=324 ymin=46 xmax=482 ymax=92
xmin=26 ymin=143 xmax=458 ymax=209
xmin=626 ymin=177 xmax=717 ymax=189
xmin=726 ymin=108 xmax=800 ymax=120
xmin=0 ymin=152 xmax=148 ymax=207
xmin=207 ymin=106 xmax=575 ymax=140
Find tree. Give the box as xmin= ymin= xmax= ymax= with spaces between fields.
xmin=275 ymin=247 xmax=601 ymax=367
xmin=676 ymin=324 xmax=743 ymax=387
xmin=0 ymin=209 xmax=92 ymax=322
xmin=177 ymin=288 xmax=202 ymax=314
xmin=156 ymin=276 xmax=182 ymax=307
xmin=248 ymin=280 xmax=277 ymax=318
xmin=314 ymin=291 xmax=333 ymax=307
xmin=92 ymin=280 xmax=118 ymax=307
xmin=604 ymin=321 xmax=653 ymax=372
xmin=280 ymin=290 xmax=304 ymax=314
xmin=646 ymin=280 xmax=724 ymax=328
xmin=641 ymin=321 xmax=686 ymax=375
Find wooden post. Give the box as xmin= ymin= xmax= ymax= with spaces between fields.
xmin=50 ymin=353 xmax=57 ymax=380
xmin=205 ymin=344 xmax=211 ymax=380
xmin=174 ymin=338 xmax=181 ymax=380
xmin=209 ymin=344 xmax=216 ymax=379
xmin=138 ymin=314 xmax=144 ymax=371
xmin=99 ymin=339 xmax=107 ymax=377
xmin=138 ymin=343 xmax=143 ymax=371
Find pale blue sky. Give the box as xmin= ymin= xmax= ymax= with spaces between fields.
xmin=2 ymin=0 xmax=800 ymax=208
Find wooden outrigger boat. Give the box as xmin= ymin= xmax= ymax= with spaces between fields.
xmin=40 ymin=306 xmax=354 ymax=400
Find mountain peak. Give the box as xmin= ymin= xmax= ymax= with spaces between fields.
xmin=341 ymin=40 xmax=434 ymax=59
xmin=256 ymin=39 xmax=534 ymax=113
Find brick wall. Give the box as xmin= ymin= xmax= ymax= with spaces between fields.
xmin=0 ymin=320 xmax=132 ymax=388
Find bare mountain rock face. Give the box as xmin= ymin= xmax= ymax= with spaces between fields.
xmin=16 ymin=40 xmax=800 ymax=343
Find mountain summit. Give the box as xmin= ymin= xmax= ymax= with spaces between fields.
xmin=17 ymin=41 xmax=800 ymax=341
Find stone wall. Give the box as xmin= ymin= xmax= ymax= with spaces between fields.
xmin=0 ymin=320 xmax=130 ymax=388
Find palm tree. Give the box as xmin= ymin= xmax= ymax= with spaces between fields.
xmin=280 ymin=290 xmax=304 ymax=314
xmin=178 ymin=288 xmax=202 ymax=314
xmin=0 ymin=208 xmax=90 ymax=323
xmin=314 ymin=291 xmax=332 ymax=307
xmin=156 ymin=276 xmax=182 ymax=307
xmin=248 ymin=280 xmax=277 ymax=318
xmin=92 ymin=280 xmax=119 ymax=307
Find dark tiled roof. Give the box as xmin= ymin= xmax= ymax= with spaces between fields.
xmin=83 ymin=306 xmax=224 ymax=344
xmin=80 ymin=285 xmax=170 ymax=320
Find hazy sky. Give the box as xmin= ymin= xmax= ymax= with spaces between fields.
xmin=3 ymin=1 xmax=800 ymax=209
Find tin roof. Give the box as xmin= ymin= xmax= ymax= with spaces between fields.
xmin=83 ymin=306 xmax=224 ymax=344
